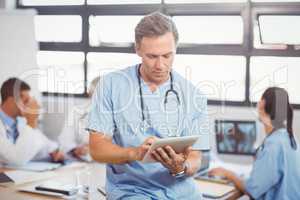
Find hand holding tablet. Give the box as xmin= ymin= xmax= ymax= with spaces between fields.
xmin=142 ymin=136 xmax=200 ymax=163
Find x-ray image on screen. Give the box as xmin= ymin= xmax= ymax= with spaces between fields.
xmin=215 ymin=120 xmax=257 ymax=155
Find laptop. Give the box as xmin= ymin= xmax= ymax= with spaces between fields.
xmin=195 ymin=151 xmax=230 ymax=184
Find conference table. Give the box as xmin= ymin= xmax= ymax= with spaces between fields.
xmin=0 ymin=162 xmax=243 ymax=200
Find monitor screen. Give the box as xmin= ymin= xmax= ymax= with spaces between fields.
xmin=215 ymin=120 xmax=257 ymax=155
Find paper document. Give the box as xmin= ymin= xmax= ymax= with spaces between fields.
xmin=5 ymin=161 xmax=62 ymax=172
xmin=196 ymin=179 xmax=235 ymax=198
xmin=0 ymin=170 xmax=56 ymax=186
xmin=18 ymin=185 xmax=67 ymax=198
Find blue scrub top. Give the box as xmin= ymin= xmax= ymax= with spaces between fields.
xmin=88 ymin=64 xmax=209 ymax=200
xmin=245 ymin=128 xmax=300 ymax=200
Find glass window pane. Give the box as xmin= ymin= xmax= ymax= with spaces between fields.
xmin=166 ymin=0 xmax=246 ymax=3
xmin=259 ymin=16 xmax=300 ymax=45
xmin=252 ymin=0 xmax=300 ymax=2
xmin=87 ymin=0 xmax=160 ymax=4
xmin=21 ymin=0 xmax=84 ymax=6
xmin=173 ymin=16 xmax=243 ymax=44
xmin=87 ymin=52 xmax=141 ymax=82
xmin=253 ymin=19 xmax=287 ymax=50
xmin=89 ymin=16 xmax=143 ymax=46
xmin=173 ymin=55 xmax=246 ymax=101
xmin=35 ymin=15 xmax=82 ymax=42
xmin=250 ymin=57 xmax=300 ymax=104
xmin=37 ymin=51 xmax=85 ymax=94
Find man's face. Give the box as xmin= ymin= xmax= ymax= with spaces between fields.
xmin=136 ymin=32 xmax=176 ymax=85
xmin=17 ymin=90 xmax=31 ymax=115
xmin=20 ymin=90 xmax=31 ymax=105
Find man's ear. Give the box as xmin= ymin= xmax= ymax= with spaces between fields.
xmin=135 ymin=43 xmax=142 ymax=57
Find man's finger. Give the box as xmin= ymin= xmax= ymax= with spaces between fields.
xmin=141 ymin=144 xmax=151 ymax=152
xmin=184 ymin=146 xmax=192 ymax=156
xmin=155 ymin=148 xmax=170 ymax=163
xmin=164 ymin=145 xmax=177 ymax=159
xmin=151 ymin=151 xmax=162 ymax=162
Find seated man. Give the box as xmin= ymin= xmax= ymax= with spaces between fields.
xmin=0 ymin=78 xmax=64 ymax=166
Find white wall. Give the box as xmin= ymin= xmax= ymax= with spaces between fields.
xmin=0 ymin=9 xmax=40 ymax=100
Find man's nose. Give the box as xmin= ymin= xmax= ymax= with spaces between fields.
xmin=154 ymin=56 xmax=164 ymax=70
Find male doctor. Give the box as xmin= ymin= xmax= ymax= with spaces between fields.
xmin=0 ymin=78 xmax=64 ymax=166
xmin=88 ymin=12 xmax=209 ymax=199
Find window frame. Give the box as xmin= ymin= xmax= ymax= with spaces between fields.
xmin=16 ymin=0 xmax=300 ymax=109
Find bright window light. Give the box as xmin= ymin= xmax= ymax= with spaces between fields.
xmin=250 ymin=57 xmax=300 ymax=104
xmin=173 ymin=16 xmax=243 ymax=44
xmin=21 ymin=0 xmax=84 ymax=6
xmin=87 ymin=0 xmax=160 ymax=4
xmin=258 ymin=16 xmax=300 ymax=45
xmin=87 ymin=52 xmax=141 ymax=82
xmin=165 ymin=0 xmax=246 ymax=3
xmin=173 ymin=55 xmax=246 ymax=101
xmin=37 ymin=51 xmax=85 ymax=94
xmin=35 ymin=15 xmax=82 ymax=42
xmin=89 ymin=16 xmax=143 ymax=46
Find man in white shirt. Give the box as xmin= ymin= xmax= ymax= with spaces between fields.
xmin=0 ymin=78 xmax=64 ymax=166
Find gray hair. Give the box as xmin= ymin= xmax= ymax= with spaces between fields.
xmin=135 ymin=12 xmax=179 ymax=47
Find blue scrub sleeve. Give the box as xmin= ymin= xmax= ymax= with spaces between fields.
xmin=87 ymin=76 xmax=115 ymax=137
xmin=245 ymin=141 xmax=282 ymax=199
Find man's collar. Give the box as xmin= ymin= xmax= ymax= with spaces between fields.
xmin=0 ymin=108 xmax=16 ymax=128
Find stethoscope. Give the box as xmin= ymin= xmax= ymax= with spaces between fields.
xmin=136 ymin=64 xmax=181 ymax=136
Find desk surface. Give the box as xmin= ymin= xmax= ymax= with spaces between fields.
xmin=0 ymin=162 xmax=243 ymax=200
xmin=0 ymin=162 xmax=106 ymax=200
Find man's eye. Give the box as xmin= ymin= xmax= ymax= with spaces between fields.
xmin=147 ymin=55 xmax=156 ymax=59
xmin=163 ymin=54 xmax=171 ymax=59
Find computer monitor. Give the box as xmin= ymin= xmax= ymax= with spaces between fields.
xmin=215 ymin=120 xmax=257 ymax=155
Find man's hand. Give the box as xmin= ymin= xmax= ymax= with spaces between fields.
xmin=151 ymin=145 xmax=191 ymax=174
xmin=21 ymin=97 xmax=40 ymax=128
xmin=208 ymin=167 xmax=233 ymax=179
xmin=72 ymin=144 xmax=89 ymax=158
xmin=128 ymin=137 xmax=157 ymax=161
xmin=50 ymin=150 xmax=65 ymax=163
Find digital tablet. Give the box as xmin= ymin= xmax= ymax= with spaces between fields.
xmin=142 ymin=135 xmax=200 ymax=163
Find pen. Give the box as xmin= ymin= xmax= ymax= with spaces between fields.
xmin=97 ymin=187 xmax=106 ymax=197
